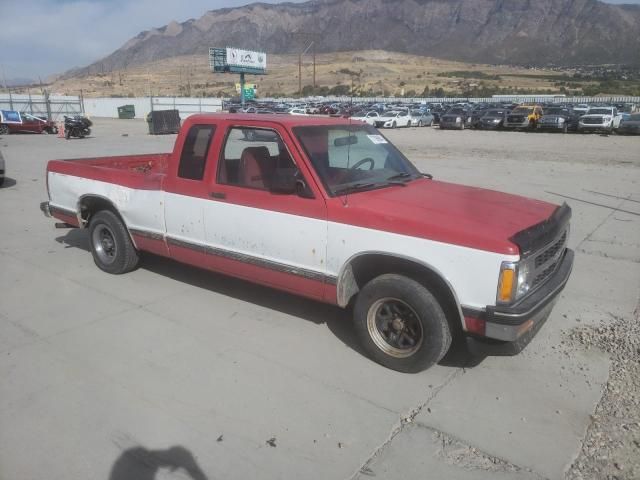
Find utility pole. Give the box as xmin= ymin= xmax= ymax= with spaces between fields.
xmin=291 ymin=31 xmax=320 ymax=93
xmin=298 ymin=53 xmax=302 ymax=96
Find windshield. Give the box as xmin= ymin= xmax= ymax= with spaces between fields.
xmin=293 ymin=124 xmax=420 ymax=196
xmin=513 ymin=107 xmax=534 ymax=113
xmin=588 ymin=108 xmax=612 ymax=115
xmin=545 ymin=108 xmax=567 ymax=115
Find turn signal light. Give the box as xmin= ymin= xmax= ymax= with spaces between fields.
xmin=498 ymin=267 xmax=515 ymax=303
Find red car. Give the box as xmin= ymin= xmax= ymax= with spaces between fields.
xmin=41 ymin=114 xmax=573 ymax=372
xmin=0 ymin=113 xmax=58 ymax=135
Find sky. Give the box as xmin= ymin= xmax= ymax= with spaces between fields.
xmin=1 ymin=0 xmax=639 ymax=82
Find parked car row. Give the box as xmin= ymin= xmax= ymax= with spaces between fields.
xmin=225 ymin=100 xmax=639 ymax=135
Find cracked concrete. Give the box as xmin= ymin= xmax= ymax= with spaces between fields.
xmin=1 ymin=121 xmax=638 ymax=479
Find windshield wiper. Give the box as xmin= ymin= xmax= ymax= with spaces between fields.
xmin=387 ymin=172 xmax=433 ymax=181
xmin=386 ymin=172 xmax=413 ymax=181
xmin=333 ymin=183 xmax=376 ymax=195
xmin=333 ymin=180 xmax=408 ymax=196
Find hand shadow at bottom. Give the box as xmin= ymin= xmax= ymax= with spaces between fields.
xmin=109 ymin=446 xmax=208 ymax=480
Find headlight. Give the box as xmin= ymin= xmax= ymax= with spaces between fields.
xmin=497 ymin=259 xmax=533 ymax=304
xmin=492 ymin=118 xmax=500 ymax=123
xmin=456 ymin=117 xmax=461 ymax=122
xmin=557 ymin=117 xmax=565 ymax=123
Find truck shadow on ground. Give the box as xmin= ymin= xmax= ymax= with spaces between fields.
xmin=57 ymin=228 xmax=485 ymax=370
xmin=0 ymin=177 xmax=17 ymax=188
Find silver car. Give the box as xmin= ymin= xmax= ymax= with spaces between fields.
xmin=408 ymin=110 xmax=434 ymax=127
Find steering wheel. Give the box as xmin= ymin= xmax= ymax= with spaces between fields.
xmin=350 ymin=157 xmax=375 ymax=170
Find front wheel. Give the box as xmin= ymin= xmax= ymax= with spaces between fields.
xmin=88 ymin=210 xmax=140 ymax=274
xmin=65 ymin=128 xmax=71 ymax=139
xmin=0 ymin=124 xmax=9 ymax=135
xmin=353 ymin=274 xmax=452 ymax=372
xmin=392 ymin=121 xmax=397 ymax=129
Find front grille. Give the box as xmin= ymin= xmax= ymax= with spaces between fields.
xmin=530 ymin=229 xmax=568 ymax=288
xmin=532 ymin=261 xmax=560 ymax=288
xmin=582 ymin=117 xmax=603 ymax=125
xmin=507 ymin=116 xmax=525 ymax=123
xmin=534 ymin=231 xmax=567 ymax=268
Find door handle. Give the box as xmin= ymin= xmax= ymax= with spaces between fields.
xmin=210 ymin=192 xmax=226 ymax=199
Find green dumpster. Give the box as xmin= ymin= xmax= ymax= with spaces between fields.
xmin=117 ymin=104 xmax=136 ymax=119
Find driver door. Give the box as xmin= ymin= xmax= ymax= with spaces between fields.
xmin=202 ymin=123 xmax=329 ymax=300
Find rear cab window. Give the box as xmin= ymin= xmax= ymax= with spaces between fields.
xmin=178 ymin=125 xmax=215 ymax=180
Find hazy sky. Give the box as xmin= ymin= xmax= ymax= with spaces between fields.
xmin=0 ymin=0 xmax=639 ymax=81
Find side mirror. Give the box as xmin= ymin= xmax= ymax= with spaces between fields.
xmin=271 ymin=168 xmax=314 ymax=198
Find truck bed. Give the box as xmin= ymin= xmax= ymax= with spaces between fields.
xmin=47 ymin=153 xmax=170 ymax=190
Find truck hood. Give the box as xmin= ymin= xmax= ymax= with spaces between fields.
xmin=335 ymin=178 xmax=558 ymax=256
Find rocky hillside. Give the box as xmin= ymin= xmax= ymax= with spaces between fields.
xmin=68 ymin=0 xmax=640 ymax=77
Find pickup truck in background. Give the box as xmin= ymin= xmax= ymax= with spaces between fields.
xmin=578 ymin=106 xmax=623 ymax=133
xmin=504 ymin=105 xmax=543 ymax=130
xmin=41 ymin=114 xmax=574 ymax=372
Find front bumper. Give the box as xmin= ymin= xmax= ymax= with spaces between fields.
xmin=440 ymin=120 xmax=463 ymax=129
xmin=504 ymin=120 xmax=531 ymax=129
xmin=464 ymin=248 xmax=574 ymax=348
xmin=578 ymin=123 xmax=610 ymax=131
xmin=538 ymin=122 xmax=565 ymax=130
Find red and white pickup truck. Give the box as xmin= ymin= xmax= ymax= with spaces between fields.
xmin=41 ymin=114 xmax=573 ymax=372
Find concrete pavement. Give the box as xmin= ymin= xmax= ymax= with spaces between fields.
xmin=0 ymin=120 xmax=638 ymax=480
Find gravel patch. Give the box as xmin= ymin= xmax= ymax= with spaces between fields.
xmin=566 ymin=306 xmax=640 ymax=480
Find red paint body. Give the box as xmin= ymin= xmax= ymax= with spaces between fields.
xmin=48 ymin=114 xmax=556 ymax=256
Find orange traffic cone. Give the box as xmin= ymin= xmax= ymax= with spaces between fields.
xmin=57 ymin=122 xmax=65 ymax=138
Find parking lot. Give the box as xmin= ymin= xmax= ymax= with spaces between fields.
xmin=1 ymin=119 xmax=638 ymax=480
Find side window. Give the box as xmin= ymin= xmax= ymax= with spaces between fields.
xmin=178 ymin=125 xmax=215 ymax=180
xmin=218 ymin=127 xmax=295 ymax=190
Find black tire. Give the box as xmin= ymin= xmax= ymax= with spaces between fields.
xmin=0 ymin=177 xmax=4 ymax=187
xmin=417 ymin=120 xmax=423 ymax=127
xmin=562 ymin=123 xmax=568 ymax=134
xmin=429 ymin=119 xmax=434 ymax=127
xmin=0 ymin=124 xmax=9 ymax=135
xmin=65 ymin=128 xmax=71 ymax=140
xmin=88 ymin=210 xmax=139 ymax=274
xmin=392 ymin=121 xmax=397 ymax=129
xmin=353 ymin=274 xmax=452 ymax=373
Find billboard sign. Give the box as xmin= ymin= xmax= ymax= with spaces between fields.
xmin=210 ymin=47 xmax=267 ymax=75
xmin=226 ymin=48 xmax=267 ymax=71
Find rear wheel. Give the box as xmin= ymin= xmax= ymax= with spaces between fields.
xmin=0 ymin=124 xmax=9 ymax=135
xmin=353 ymin=274 xmax=452 ymax=372
xmin=88 ymin=210 xmax=139 ymax=274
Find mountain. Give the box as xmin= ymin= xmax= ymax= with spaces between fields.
xmin=70 ymin=0 xmax=640 ymax=77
